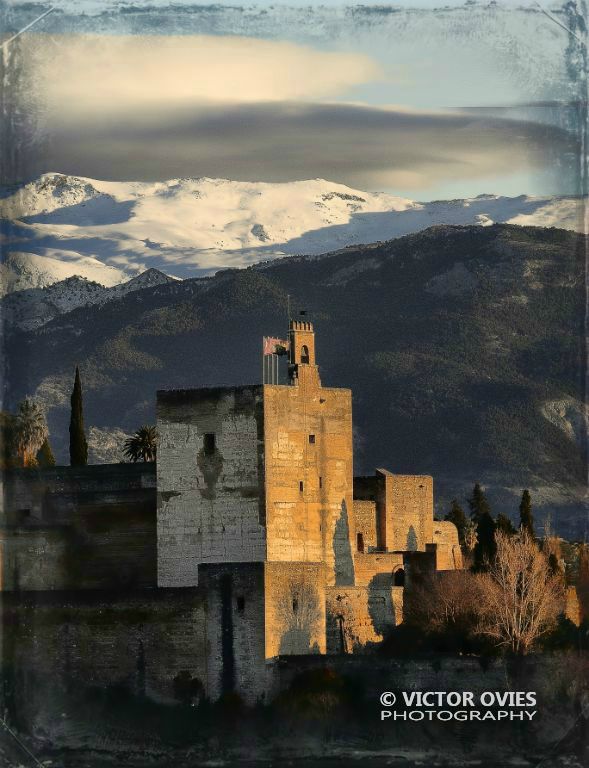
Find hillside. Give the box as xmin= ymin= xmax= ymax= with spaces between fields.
xmin=3 ymin=224 xmax=587 ymax=536
xmin=1 ymin=174 xmax=583 ymax=286
xmin=1 ymin=268 xmax=176 ymax=331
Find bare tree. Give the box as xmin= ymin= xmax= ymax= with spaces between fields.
xmin=479 ymin=531 xmax=565 ymax=654
xmin=405 ymin=570 xmax=488 ymax=644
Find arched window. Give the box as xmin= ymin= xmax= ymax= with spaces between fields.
xmin=393 ymin=568 xmax=405 ymax=587
xmin=300 ymin=345 xmax=310 ymax=364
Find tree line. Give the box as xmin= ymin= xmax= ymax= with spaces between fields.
xmin=1 ymin=366 xmax=158 ymax=468
xmin=389 ymin=483 xmax=589 ymax=656
xmin=445 ymin=483 xmax=535 ymax=572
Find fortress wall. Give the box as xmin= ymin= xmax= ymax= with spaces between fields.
xmin=264 ymin=561 xmax=326 ymax=658
xmin=156 ymin=387 xmax=266 ymax=587
xmin=0 ymin=529 xmax=68 ymax=591
xmin=325 ymin=585 xmax=403 ymax=652
xmin=353 ymin=551 xmax=404 ymax=587
xmin=199 ymin=563 xmax=268 ymax=705
xmin=263 ymin=383 xmax=354 ymax=587
xmin=379 ymin=472 xmax=434 ymax=552
xmin=267 ymin=654 xmax=510 ymax=704
xmin=353 ymin=500 xmax=378 ymax=551
xmin=1 ymin=464 xmax=156 ymax=525
xmin=1 ymin=588 xmax=207 ymax=724
xmin=432 ymin=520 xmax=463 ymax=570
xmin=1 ymin=465 xmax=157 ymax=591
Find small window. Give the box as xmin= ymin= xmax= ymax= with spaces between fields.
xmin=203 ymin=433 xmax=215 ymax=455
xmin=309 ymin=434 xmax=316 ymax=444
xmin=301 ymin=345 xmax=310 ymax=364
xmin=319 ymin=476 xmax=323 ymax=489
xmin=237 ymin=596 xmax=245 ymax=612
xmin=299 ymin=481 xmax=304 ymax=492
xmin=292 ymin=598 xmax=299 ymax=614
xmin=357 ymin=532 xmax=365 ymax=553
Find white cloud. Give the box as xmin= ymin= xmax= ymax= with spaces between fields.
xmin=28 ymin=33 xmax=382 ymax=116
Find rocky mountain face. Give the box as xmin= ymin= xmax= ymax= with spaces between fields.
xmin=1 ymin=268 xmax=176 ymax=331
xmin=3 ymin=224 xmax=586 ymax=537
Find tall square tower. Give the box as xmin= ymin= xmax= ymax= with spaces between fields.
xmin=156 ymin=321 xmax=355 ymax=698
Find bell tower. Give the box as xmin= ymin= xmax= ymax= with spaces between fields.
xmin=288 ymin=319 xmax=320 ymax=387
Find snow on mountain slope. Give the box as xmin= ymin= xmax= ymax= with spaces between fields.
xmin=0 ymin=251 xmax=131 ymax=297
xmin=2 ymin=268 xmax=176 ymax=331
xmin=1 ymin=173 xmax=584 ymax=288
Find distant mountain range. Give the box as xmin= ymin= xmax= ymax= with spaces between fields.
xmin=1 ymin=173 xmax=583 ymax=288
xmin=3 ymin=223 xmax=587 ymax=538
xmin=1 ymin=268 xmax=175 ymax=331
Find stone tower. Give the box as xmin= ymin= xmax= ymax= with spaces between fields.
xmin=156 ymin=320 xmax=355 ymax=699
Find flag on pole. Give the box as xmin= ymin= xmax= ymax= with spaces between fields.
xmin=263 ymin=337 xmax=289 ymax=356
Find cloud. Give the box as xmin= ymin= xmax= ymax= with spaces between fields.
xmin=27 ymin=33 xmax=382 ymax=114
xmin=33 ymin=102 xmax=576 ymax=193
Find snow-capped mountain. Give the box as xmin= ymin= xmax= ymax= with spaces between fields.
xmin=0 ymin=251 xmax=131 ymax=297
xmin=1 ymin=173 xmax=583 ymax=292
xmin=1 ymin=268 xmax=176 ymax=331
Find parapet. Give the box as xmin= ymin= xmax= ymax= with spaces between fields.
xmin=289 ymin=320 xmax=314 ymax=332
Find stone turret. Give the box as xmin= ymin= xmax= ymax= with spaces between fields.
xmin=288 ymin=319 xmax=321 ymax=387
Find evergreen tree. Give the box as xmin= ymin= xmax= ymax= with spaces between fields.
xmin=36 ymin=437 xmax=56 ymax=467
xmin=468 ymin=482 xmax=491 ymax=523
xmin=69 ymin=366 xmax=88 ymax=466
xmin=496 ymin=513 xmax=516 ymax=536
xmin=519 ymin=490 xmax=534 ymax=538
xmin=445 ymin=499 xmax=467 ymax=545
xmin=473 ymin=512 xmax=496 ymax=571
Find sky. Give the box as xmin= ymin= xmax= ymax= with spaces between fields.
xmin=3 ymin=0 xmax=586 ymax=200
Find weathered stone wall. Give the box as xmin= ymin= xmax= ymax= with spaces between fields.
xmin=264 ymin=561 xmax=326 ymax=658
xmin=1 ymin=588 xmax=207 ymax=724
xmin=1 ymin=465 xmax=157 ymax=591
xmin=353 ymin=551 xmax=404 ymax=587
xmin=156 ymin=387 xmax=266 ymax=587
xmin=377 ymin=470 xmax=434 ymax=552
xmin=199 ymin=563 xmax=268 ymax=704
xmin=267 ymin=653 xmax=511 ymax=704
xmin=263 ymin=382 xmax=354 ymax=587
xmin=353 ymin=500 xmax=378 ymax=552
xmin=325 ymin=585 xmax=403 ymax=652
xmin=1 ymin=464 xmax=156 ymax=524
xmin=432 ymin=520 xmax=463 ymax=570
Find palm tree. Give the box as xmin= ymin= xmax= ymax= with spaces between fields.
xmin=14 ymin=399 xmax=48 ymax=467
xmin=124 ymin=425 xmax=158 ymax=463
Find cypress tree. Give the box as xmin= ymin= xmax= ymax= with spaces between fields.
xmin=69 ymin=366 xmax=88 ymax=466
xmin=445 ymin=499 xmax=467 ymax=545
xmin=473 ymin=512 xmax=496 ymax=571
xmin=468 ymin=482 xmax=491 ymax=523
xmin=519 ymin=490 xmax=534 ymax=538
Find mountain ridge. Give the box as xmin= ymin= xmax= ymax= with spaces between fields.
xmin=1 ymin=267 xmax=175 ymax=331
xmin=2 ymin=173 xmax=583 ymax=291
xmin=4 ymin=223 xmax=586 ymax=537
